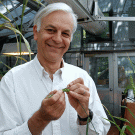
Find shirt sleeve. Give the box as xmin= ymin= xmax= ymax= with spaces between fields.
xmin=78 ymin=73 xmax=111 ymax=135
xmin=0 ymin=72 xmax=32 ymax=135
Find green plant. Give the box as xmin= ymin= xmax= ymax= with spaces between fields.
xmin=124 ymin=75 xmax=135 ymax=97
xmin=124 ymin=56 xmax=135 ymax=97
xmin=124 ymin=75 xmax=135 ymax=96
xmin=104 ymin=105 xmax=135 ymax=135
xmin=0 ymin=0 xmax=43 ymax=75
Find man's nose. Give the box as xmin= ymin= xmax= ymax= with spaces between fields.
xmin=52 ymin=32 xmax=62 ymax=43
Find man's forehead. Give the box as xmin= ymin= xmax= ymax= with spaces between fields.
xmin=45 ymin=25 xmax=72 ymax=32
xmin=41 ymin=10 xmax=73 ymax=22
xmin=41 ymin=11 xmax=74 ymax=32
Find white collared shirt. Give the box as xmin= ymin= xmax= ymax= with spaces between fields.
xmin=0 ymin=56 xmax=110 ymax=135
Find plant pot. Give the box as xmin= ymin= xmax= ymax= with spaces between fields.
xmin=124 ymin=102 xmax=135 ymax=135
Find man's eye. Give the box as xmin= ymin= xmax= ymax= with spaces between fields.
xmin=46 ymin=29 xmax=55 ymax=33
xmin=63 ymin=33 xmax=70 ymax=37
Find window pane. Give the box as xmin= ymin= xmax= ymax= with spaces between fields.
xmin=89 ymin=57 xmax=109 ymax=88
xmin=118 ymin=56 xmax=135 ymax=88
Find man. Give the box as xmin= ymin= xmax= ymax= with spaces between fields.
xmin=0 ymin=2 xmax=110 ymax=135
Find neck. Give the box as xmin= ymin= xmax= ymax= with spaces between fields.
xmin=37 ymin=54 xmax=62 ymax=77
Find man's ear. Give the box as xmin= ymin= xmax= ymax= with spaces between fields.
xmin=33 ymin=25 xmax=38 ymax=41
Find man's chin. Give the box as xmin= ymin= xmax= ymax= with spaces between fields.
xmin=46 ymin=56 xmax=62 ymax=63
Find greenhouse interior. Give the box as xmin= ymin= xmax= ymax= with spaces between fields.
xmin=0 ymin=0 xmax=135 ymax=134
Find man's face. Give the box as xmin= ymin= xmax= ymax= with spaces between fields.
xmin=33 ymin=10 xmax=74 ymax=63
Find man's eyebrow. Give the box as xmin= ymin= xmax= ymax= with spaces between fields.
xmin=64 ymin=29 xmax=71 ymax=33
xmin=45 ymin=25 xmax=72 ymax=33
xmin=45 ymin=25 xmax=56 ymax=29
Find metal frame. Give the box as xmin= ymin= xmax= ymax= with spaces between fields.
xmin=17 ymin=0 xmax=42 ymax=11
xmin=94 ymin=16 xmax=135 ymax=22
xmin=1 ymin=0 xmax=135 ymax=38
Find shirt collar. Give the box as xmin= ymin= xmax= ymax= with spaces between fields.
xmin=33 ymin=55 xmax=44 ymax=79
xmin=33 ymin=55 xmax=65 ymax=80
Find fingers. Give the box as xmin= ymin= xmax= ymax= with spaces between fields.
xmin=67 ymin=78 xmax=90 ymax=118
xmin=53 ymin=91 xmax=66 ymax=113
xmin=44 ymin=90 xmax=63 ymax=105
xmin=67 ymin=77 xmax=84 ymax=88
xmin=69 ymin=83 xmax=89 ymax=94
xmin=45 ymin=90 xmax=57 ymax=99
xmin=67 ymin=78 xmax=90 ymax=99
xmin=40 ymin=90 xmax=66 ymax=121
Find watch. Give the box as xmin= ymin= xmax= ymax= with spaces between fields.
xmin=78 ymin=109 xmax=93 ymax=121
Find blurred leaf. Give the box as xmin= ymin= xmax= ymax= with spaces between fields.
xmin=15 ymin=56 xmax=27 ymax=62
xmin=0 ymin=13 xmax=11 ymax=22
xmin=0 ymin=23 xmax=14 ymax=29
xmin=120 ymin=125 xmax=135 ymax=135
xmin=86 ymin=117 xmax=90 ymax=135
xmin=19 ymin=0 xmax=29 ymax=56
xmin=102 ymin=104 xmax=123 ymax=132
xmin=5 ymin=26 xmax=32 ymax=60
xmin=0 ymin=61 xmax=11 ymax=70
xmin=113 ymin=116 xmax=129 ymax=123
xmin=121 ymin=106 xmax=135 ymax=119
xmin=120 ymin=125 xmax=128 ymax=135
xmin=0 ymin=23 xmax=4 ymax=28
xmin=104 ymin=118 xmax=122 ymax=133
xmin=1 ymin=2 xmax=19 ymax=30
xmin=33 ymin=0 xmax=45 ymax=7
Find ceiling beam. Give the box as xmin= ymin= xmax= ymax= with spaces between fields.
xmin=17 ymin=0 xmax=41 ymax=11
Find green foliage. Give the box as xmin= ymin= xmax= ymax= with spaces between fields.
xmin=62 ymin=88 xmax=70 ymax=92
xmin=0 ymin=13 xmax=11 ymax=22
xmin=0 ymin=0 xmax=44 ymax=77
xmin=129 ymin=75 xmax=135 ymax=96
xmin=33 ymin=0 xmax=45 ymax=7
xmin=124 ymin=75 xmax=135 ymax=96
xmin=86 ymin=117 xmax=90 ymax=135
xmin=124 ymin=56 xmax=135 ymax=96
xmin=103 ymin=105 xmax=135 ymax=135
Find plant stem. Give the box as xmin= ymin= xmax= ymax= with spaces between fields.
xmin=77 ymin=100 xmax=98 ymax=135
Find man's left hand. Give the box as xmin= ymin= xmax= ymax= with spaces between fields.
xmin=67 ymin=78 xmax=90 ymax=118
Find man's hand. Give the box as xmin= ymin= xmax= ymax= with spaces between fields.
xmin=39 ymin=90 xmax=66 ymax=121
xmin=28 ymin=90 xmax=66 ymax=135
xmin=67 ymin=78 xmax=90 ymax=119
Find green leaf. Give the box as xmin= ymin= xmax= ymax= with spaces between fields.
xmin=33 ymin=0 xmax=45 ymax=7
xmin=45 ymin=94 xmax=54 ymax=99
xmin=62 ymin=88 xmax=70 ymax=92
xmin=15 ymin=56 xmax=27 ymax=62
xmin=111 ymin=114 xmax=135 ymax=132
xmin=0 ymin=61 xmax=11 ymax=70
xmin=120 ymin=125 xmax=128 ymax=135
xmin=102 ymin=104 xmax=117 ymax=124
xmin=86 ymin=117 xmax=90 ymax=135
xmin=121 ymin=106 xmax=135 ymax=119
xmin=1 ymin=2 xmax=19 ymax=30
xmin=104 ymin=118 xmax=122 ymax=132
xmin=113 ymin=116 xmax=129 ymax=123
xmin=120 ymin=125 xmax=135 ymax=135
xmin=0 ymin=23 xmax=14 ymax=29
xmin=0 ymin=23 xmax=4 ymax=28
xmin=102 ymin=105 xmax=122 ymax=132
xmin=5 ymin=26 xmax=32 ymax=60
xmin=0 ymin=13 xmax=11 ymax=22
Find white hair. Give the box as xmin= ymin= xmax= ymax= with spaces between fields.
xmin=34 ymin=2 xmax=78 ymax=39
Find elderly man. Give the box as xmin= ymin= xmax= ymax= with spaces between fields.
xmin=0 ymin=2 xmax=110 ymax=135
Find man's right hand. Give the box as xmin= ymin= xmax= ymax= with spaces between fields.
xmin=39 ymin=90 xmax=66 ymax=121
xmin=28 ymin=90 xmax=66 ymax=135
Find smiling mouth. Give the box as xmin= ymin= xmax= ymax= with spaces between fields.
xmin=47 ymin=43 xmax=63 ymax=49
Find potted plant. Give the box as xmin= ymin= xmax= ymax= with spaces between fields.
xmin=124 ymin=75 xmax=135 ymax=98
